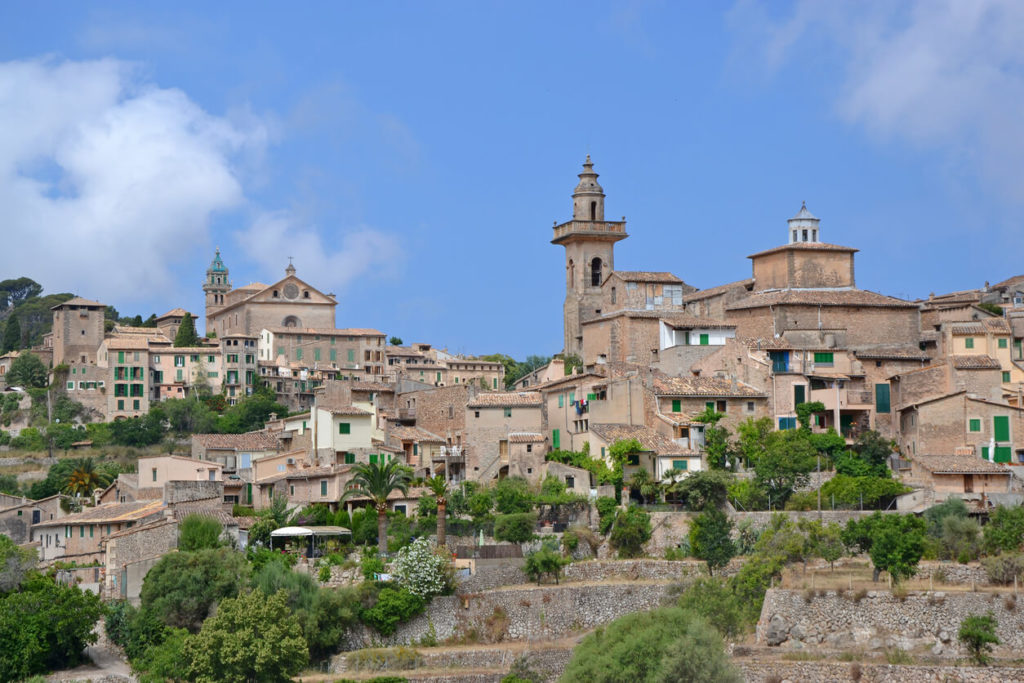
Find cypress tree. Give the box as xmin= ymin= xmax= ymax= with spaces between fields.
xmin=2 ymin=316 xmax=21 ymax=352
xmin=173 ymin=312 xmax=200 ymax=347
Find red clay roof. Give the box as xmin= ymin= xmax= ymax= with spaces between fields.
xmin=747 ymin=242 xmax=858 ymax=259
xmin=726 ymin=289 xmax=915 ymax=311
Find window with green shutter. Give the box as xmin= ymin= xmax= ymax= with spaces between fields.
xmin=117 ymin=399 xmax=124 ymax=411
xmin=504 ymin=407 xmax=511 ymax=418
xmin=699 ymin=333 xmax=709 ymax=345
xmin=296 ymin=349 xmax=302 ymax=360
xmin=672 ymin=399 xmax=681 ymax=412
xmin=558 ymin=394 xmax=564 ymax=408
xmin=996 ymin=446 xmax=1012 ymax=463
xmin=436 ymin=371 xmax=441 ymax=382
xmin=705 ymin=401 xmax=714 ymax=412
xmin=117 ymin=351 xmax=125 ymax=363
xmin=587 ymin=393 xmax=596 ymax=401
xmin=370 ymin=454 xmax=378 ymax=464
xmin=965 ymin=337 xmax=974 ymax=349
xmin=320 ymin=480 xmax=327 ymax=496
xmin=493 ymin=378 xmax=498 ymax=389
xmin=1016 ymin=339 xmax=1023 ymax=359
xmin=1003 ymin=371 xmax=1011 ymax=383
xmin=569 ymin=392 xmax=575 ymax=404
xmin=339 ymin=423 xmax=350 ymax=435
xmin=982 ymin=446 xmax=990 ymax=460
xmin=999 ymin=338 xmax=1008 ymax=349
xmin=330 ymin=349 xmax=337 ymax=361
xmin=969 ymin=418 xmax=981 ymax=432
xmin=348 ymin=349 xmax=355 ymax=362
xmin=994 ymin=415 xmax=1010 ymax=441
xmin=813 ymin=352 xmax=834 ymax=365
xmin=314 ymin=348 xmax=321 ymax=361
xmin=552 ymin=429 xmax=560 ymax=449
xmin=672 ymin=460 xmax=688 ymax=470
xmin=874 ymin=384 xmax=890 ymax=413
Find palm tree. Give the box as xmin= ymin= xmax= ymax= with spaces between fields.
xmin=627 ymin=469 xmax=659 ymax=505
xmin=341 ymin=460 xmax=413 ymax=556
xmin=427 ymin=475 xmax=449 ymax=548
xmin=62 ymin=457 xmax=113 ymax=498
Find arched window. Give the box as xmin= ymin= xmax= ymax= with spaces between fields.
xmin=590 ymin=201 xmax=596 ymax=220
xmin=282 ymin=315 xmax=301 ymax=328
xmin=568 ymin=259 xmax=575 ymax=287
xmin=591 ymin=258 xmax=602 ymax=287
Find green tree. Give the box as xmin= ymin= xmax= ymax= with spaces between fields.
xmin=109 ymin=408 xmax=166 ymax=446
xmin=494 ymin=476 xmax=534 ymax=513
xmin=163 ymin=397 xmax=219 ymax=434
xmin=628 ymin=468 xmax=660 ymax=505
xmin=0 ymin=572 xmax=103 ymax=680
xmin=609 ymin=506 xmax=652 ymax=558
xmin=341 ymin=460 xmax=413 ymax=556
xmin=868 ymin=514 xmax=927 ymax=583
xmin=173 ymin=312 xmax=201 ymax=347
xmin=983 ymin=505 xmax=1024 ymax=555
xmin=694 ymin=407 xmax=734 ymax=470
xmin=0 ymin=474 xmax=19 ymax=497
xmin=62 ymin=457 xmax=113 ymax=497
xmin=427 ymin=475 xmax=449 ymax=547
xmin=5 ymin=352 xmax=47 ymax=388
xmin=0 ymin=534 xmax=37 ymax=592
xmin=689 ymin=508 xmax=736 ymax=576
xmin=675 ymin=577 xmax=747 ymax=639
xmin=735 ymin=416 xmax=773 ymax=468
xmin=560 ymin=607 xmax=740 ymax=683
xmin=753 ymin=429 xmax=817 ymax=506
xmin=523 ymin=544 xmax=570 ymax=584
xmin=494 ymin=512 xmax=537 ymax=543
xmin=178 ymin=514 xmax=224 ymax=551
xmin=359 ymin=586 xmax=424 ymax=635
xmin=802 ymin=519 xmax=844 ymax=570
xmin=0 ymin=277 xmax=42 ymax=309
xmin=140 ymin=547 xmax=249 ymax=632
xmin=958 ymin=612 xmax=1000 ymax=666
xmin=183 ymin=589 xmax=308 ymax=682
xmin=388 ymin=336 xmax=403 ymax=345
xmin=1 ymin=316 xmax=21 ymax=352
xmin=671 ymin=469 xmax=733 ymax=511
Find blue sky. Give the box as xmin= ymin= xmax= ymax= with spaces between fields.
xmin=2 ymin=1 xmax=1023 ymax=358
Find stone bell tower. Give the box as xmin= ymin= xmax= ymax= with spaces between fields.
xmin=551 ymin=156 xmax=628 ymax=355
xmin=203 ymin=248 xmax=231 ymax=335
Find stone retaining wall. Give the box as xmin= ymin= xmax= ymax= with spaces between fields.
xmin=757 ymin=588 xmax=1024 ymax=657
xmin=919 ymin=561 xmax=989 ymax=586
xmin=331 ymin=644 xmax=573 ymax=680
xmin=738 ymin=660 xmax=1023 ymax=682
xmin=728 ymin=509 xmax=895 ymax=530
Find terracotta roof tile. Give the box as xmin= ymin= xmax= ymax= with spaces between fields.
xmin=350 ymin=382 xmax=395 ymax=393
xmin=327 ymin=405 xmax=373 ymax=417
xmin=509 ymin=432 xmax=545 ymax=443
xmin=950 ymin=355 xmax=1002 ymax=370
xmin=611 ymin=271 xmax=685 ymax=284
xmin=747 ymin=242 xmax=858 ymax=259
xmin=950 ymin=319 xmax=1010 ymax=335
xmin=157 ymin=308 xmax=189 ymax=319
xmin=52 ymin=297 xmax=105 ymax=309
xmin=913 ymin=455 xmax=1010 ymax=475
xmin=388 ymin=425 xmax=445 ymax=443
xmin=589 ymin=423 xmax=692 ymax=455
xmin=726 ymin=289 xmax=916 ymax=311
xmin=263 ymin=326 xmax=384 ymax=336
xmin=192 ymin=431 xmax=280 ymax=451
xmin=683 ymin=279 xmax=756 ymax=303
xmin=652 ymin=374 xmax=766 ymax=398
xmin=35 ymin=500 xmax=165 ymax=527
xmin=582 ymin=310 xmax=734 ymax=329
xmin=467 ymin=391 xmax=543 ymax=408
xmin=854 ymin=348 xmax=932 ymax=361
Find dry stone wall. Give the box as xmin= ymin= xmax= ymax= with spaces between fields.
xmin=758 ymin=588 xmax=1024 ymax=657
xmin=738 ymin=660 xmax=1024 ymax=682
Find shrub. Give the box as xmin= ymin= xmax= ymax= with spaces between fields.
xmin=689 ymin=508 xmax=736 ymax=576
xmin=983 ymin=553 xmax=1024 ymax=585
xmin=360 ymin=587 xmax=425 ymax=636
xmin=494 ymin=476 xmax=534 ymax=514
xmin=609 ymin=506 xmax=651 ymax=558
xmin=595 ymin=496 xmax=618 ymax=534
xmin=493 ymin=512 xmax=537 ymax=543
xmin=676 ymin=577 xmax=747 ymax=639
xmin=347 ymin=646 xmax=421 ymax=671
xmin=958 ymin=612 xmax=1000 ymax=666
xmin=984 ymin=506 xmax=1024 ymax=555
xmin=561 ymin=528 xmax=579 ymax=553
xmin=177 ymin=514 xmax=223 ymax=551
xmin=391 ymin=537 xmax=454 ymax=599
xmin=140 ymin=547 xmax=248 ymax=632
xmin=361 ymin=547 xmax=385 ymax=581
xmin=523 ymin=546 xmax=570 ymax=585
xmin=561 ymin=607 xmax=741 ymax=682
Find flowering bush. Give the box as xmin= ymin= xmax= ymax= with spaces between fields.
xmin=390 ymin=537 xmax=453 ymax=599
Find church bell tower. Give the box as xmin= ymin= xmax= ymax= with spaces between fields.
xmin=551 ymin=156 xmax=628 ymax=355
xmin=203 ymin=248 xmax=231 ymax=335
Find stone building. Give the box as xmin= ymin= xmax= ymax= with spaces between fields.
xmin=259 ymin=326 xmax=386 ymax=380
xmin=220 ymin=332 xmax=259 ymax=404
xmin=0 ymin=493 xmax=65 ymax=545
xmin=904 ymin=454 xmax=1012 ymax=499
xmin=463 ymin=391 xmax=544 ymax=481
xmin=553 ymin=156 xmax=628 ymax=355
xmin=32 ymin=499 xmax=166 ymax=565
xmin=50 ymin=296 xmax=106 ymax=368
xmin=203 ymin=253 xmax=338 ymax=338
xmin=898 ymin=391 xmax=1024 ymax=463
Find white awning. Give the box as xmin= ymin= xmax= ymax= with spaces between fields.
xmin=270 ymin=525 xmax=351 ymax=538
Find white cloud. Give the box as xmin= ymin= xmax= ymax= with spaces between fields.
xmin=0 ymin=57 xmax=266 ymax=303
xmin=237 ymin=211 xmax=403 ymax=295
xmin=728 ymin=0 xmax=1024 ymax=201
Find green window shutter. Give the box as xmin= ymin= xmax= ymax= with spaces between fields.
xmin=671 ymin=399 xmax=681 ymax=412
xmin=117 ymin=399 xmax=124 ymax=410
xmin=330 ymin=349 xmax=337 ymax=361
xmin=80 ymin=526 xmax=84 ymax=538
xmin=969 ymin=418 xmax=981 ymax=432
xmin=71 ymin=367 xmax=76 ymax=375
xmin=600 ymin=447 xmax=606 ymax=458
xmin=672 ymin=460 xmax=687 ymax=470
xmin=1015 ymin=339 xmax=1022 ymax=359
xmin=370 ymin=454 xmax=378 ymax=464
xmin=982 ymin=446 xmax=990 ymax=460
xmin=348 ymin=349 xmax=355 ymax=362
xmin=874 ymin=384 xmax=890 ymax=414
xmin=339 ymin=423 xmax=350 ymax=435
xmin=794 ymin=385 xmax=806 ymax=406
xmin=996 ymin=446 xmax=1012 ymax=463
xmin=813 ymin=352 xmax=834 ymax=364
xmin=965 ymin=337 xmax=974 ymax=349
xmin=699 ymin=333 xmax=709 ymax=345
xmin=296 ymin=349 xmax=302 ymax=360
xmin=436 ymin=371 xmax=441 ymax=382
xmin=706 ymin=401 xmax=714 ymax=412
xmin=413 ymin=444 xmax=418 ymax=456
xmin=552 ymin=429 xmax=560 ymax=449
xmin=277 ymin=346 xmax=284 ymax=357
xmin=504 ymin=407 xmax=512 ymax=418
xmin=558 ymin=395 xmax=564 ymax=408
xmin=133 ymin=400 xmax=140 ymax=410
xmin=1004 ymin=372 xmax=1011 ymax=383
xmin=90 ymin=525 xmax=94 ymax=538
xmin=569 ymin=392 xmax=575 ymax=403
xmin=176 ymin=369 xmax=183 ymax=381
xmin=118 ymin=351 xmax=125 ymax=363
xmin=320 ymin=480 xmax=327 ymax=496
xmin=999 ymin=338 xmax=1008 ymax=349
xmin=994 ymin=415 xmax=1010 ymax=441
xmin=314 ymin=349 xmax=321 ymax=361
xmin=493 ymin=378 xmax=498 ymax=389
xmin=67 ymin=381 xmax=74 ymax=390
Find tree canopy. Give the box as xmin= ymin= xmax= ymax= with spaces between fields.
xmin=173 ymin=312 xmax=201 ymax=347
xmin=6 ymin=352 xmax=48 ymax=388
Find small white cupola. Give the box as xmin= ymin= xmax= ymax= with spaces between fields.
xmin=788 ymin=201 xmax=820 ymax=244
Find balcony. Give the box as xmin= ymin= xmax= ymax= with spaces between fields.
xmin=432 ymin=445 xmax=466 ymax=465
xmin=810 ymin=388 xmax=874 ymax=411
xmin=398 ymin=407 xmax=416 ymax=421
xmin=551 ymin=219 xmax=628 ymax=245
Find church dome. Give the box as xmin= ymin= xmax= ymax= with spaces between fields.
xmin=573 ymin=154 xmax=604 ymax=195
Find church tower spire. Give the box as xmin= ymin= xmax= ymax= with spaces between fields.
xmin=552 ymin=156 xmax=628 ymax=355
xmin=203 ymin=248 xmax=231 ymax=336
